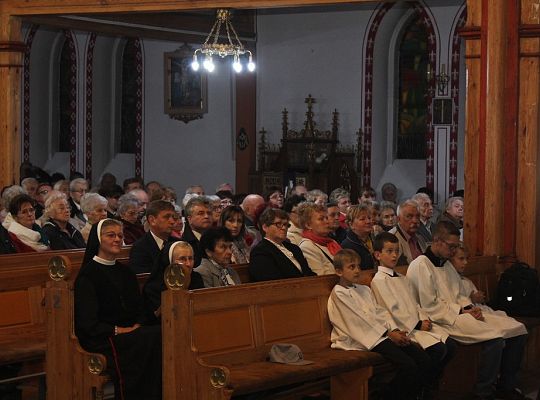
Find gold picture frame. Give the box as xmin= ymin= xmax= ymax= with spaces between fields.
xmin=164 ymin=43 xmax=208 ymax=123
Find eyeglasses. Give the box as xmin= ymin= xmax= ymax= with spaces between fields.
xmin=101 ymin=232 xmax=124 ymax=240
xmin=270 ymin=222 xmax=291 ymax=229
xmin=442 ymin=240 xmax=460 ymax=251
xmin=71 ymin=189 xmax=87 ymax=194
xmin=38 ymin=189 xmax=49 ymax=196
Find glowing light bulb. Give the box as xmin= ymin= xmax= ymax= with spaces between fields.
xmin=203 ymin=56 xmax=215 ymax=72
xmin=247 ymin=55 xmax=256 ymax=72
xmin=233 ymin=56 xmax=242 ymax=73
xmin=191 ymin=55 xmax=200 ymax=71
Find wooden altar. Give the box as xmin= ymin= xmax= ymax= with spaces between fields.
xmin=249 ymin=95 xmax=362 ymax=198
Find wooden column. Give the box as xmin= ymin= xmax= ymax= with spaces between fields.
xmin=516 ymin=0 xmax=540 ymax=267
xmin=0 ymin=13 xmax=23 ymax=189
xmin=464 ymin=0 xmax=540 ymax=267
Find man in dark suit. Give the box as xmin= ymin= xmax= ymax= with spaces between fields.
xmin=249 ymin=208 xmax=314 ymax=282
xmin=181 ymin=196 xmax=212 ymax=267
xmin=129 ymin=200 xmax=177 ymax=274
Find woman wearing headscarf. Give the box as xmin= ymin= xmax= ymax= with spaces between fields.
xmin=143 ymin=241 xmax=204 ymax=316
xmin=74 ymin=219 xmax=161 ymax=400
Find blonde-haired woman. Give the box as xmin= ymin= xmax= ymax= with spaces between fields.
xmin=298 ymin=202 xmax=341 ymax=275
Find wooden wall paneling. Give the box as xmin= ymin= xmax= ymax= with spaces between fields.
xmin=463 ymin=36 xmax=481 ymax=255
xmin=482 ymin=1 xmax=508 ymax=257
xmin=0 ymin=14 xmax=23 ymax=189
xmin=516 ymin=36 xmax=540 ymax=267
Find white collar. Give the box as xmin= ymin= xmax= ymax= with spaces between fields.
xmin=150 ymin=231 xmax=165 ymax=250
xmin=378 ymin=265 xmax=397 ymax=276
xmin=93 ymin=255 xmax=116 ymax=266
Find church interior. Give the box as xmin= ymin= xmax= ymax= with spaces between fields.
xmin=0 ymin=0 xmax=539 ymax=398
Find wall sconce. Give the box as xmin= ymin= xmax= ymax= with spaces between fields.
xmin=427 ymin=64 xmax=449 ymax=96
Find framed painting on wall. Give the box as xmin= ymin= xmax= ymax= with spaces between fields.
xmin=164 ymin=43 xmax=208 ymax=123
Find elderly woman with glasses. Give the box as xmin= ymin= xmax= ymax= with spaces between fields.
xmin=117 ymin=194 xmax=145 ymax=245
xmin=42 ymin=191 xmax=86 ymax=250
xmin=298 ymin=202 xmax=341 ymax=275
xmin=7 ymin=194 xmax=49 ymax=252
xmin=79 ymin=193 xmax=108 ymax=243
xmin=249 ymin=208 xmax=314 ymax=282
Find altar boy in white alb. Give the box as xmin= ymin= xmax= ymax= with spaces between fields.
xmin=328 ymin=249 xmax=433 ymax=400
xmin=370 ymin=231 xmax=456 ymax=392
xmin=407 ymin=221 xmax=527 ymax=400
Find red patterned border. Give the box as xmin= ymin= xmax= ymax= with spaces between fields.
xmin=23 ymin=25 xmax=39 ymax=163
xmin=362 ymin=2 xmax=437 ymax=190
xmin=362 ymin=2 xmax=393 ymax=186
xmin=449 ymin=7 xmax=467 ymax=195
xmin=64 ymin=30 xmax=78 ymax=175
xmin=85 ymin=33 xmax=96 ymax=182
xmin=134 ymin=39 xmax=143 ymax=179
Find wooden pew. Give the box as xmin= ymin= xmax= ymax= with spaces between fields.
xmin=0 ymin=247 xmax=130 ymax=395
xmin=161 ymin=273 xmax=386 ymax=400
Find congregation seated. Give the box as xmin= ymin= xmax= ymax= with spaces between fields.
xmin=143 ymin=241 xmax=204 ymax=316
xmin=116 ymin=193 xmax=145 ymax=245
xmin=389 ymin=199 xmax=427 ymax=265
xmin=249 ymin=208 xmax=314 ymax=282
xmin=379 ymin=201 xmax=397 ymax=232
xmin=298 ymin=202 xmax=341 ymax=275
xmin=240 ymin=193 xmax=264 ymax=228
xmin=68 ymin=178 xmax=88 ymax=228
xmin=305 ymin=188 xmax=328 ymax=205
xmin=265 ymin=186 xmax=284 ymax=209
xmin=411 ymin=192 xmax=434 ymax=243
xmin=130 ymin=200 xmax=178 ymax=274
xmin=181 ymin=196 xmax=212 ymax=267
xmin=327 ymin=202 xmax=347 ymax=243
xmin=74 ymin=219 xmax=161 ymax=400
xmin=219 ymin=205 xmax=252 ymax=263
xmin=329 ymin=187 xmax=351 ymax=229
xmin=79 ymin=192 xmax=108 ymax=243
xmin=6 ymin=194 xmax=49 ymax=252
xmin=1 ymin=184 xmax=25 ymax=225
xmin=193 ymin=227 xmax=241 ymax=287
xmin=98 ymin=184 xmax=123 ymax=218
xmin=41 ymin=191 xmax=85 ymax=250
xmin=283 ymin=194 xmax=304 ymax=245
xmin=437 ymin=196 xmax=464 ymax=235
xmin=341 ymin=204 xmax=376 ymax=270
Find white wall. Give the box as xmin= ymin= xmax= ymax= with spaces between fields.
xmin=256 ymin=0 xmax=465 ymax=202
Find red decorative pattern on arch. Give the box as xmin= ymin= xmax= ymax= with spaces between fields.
xmin=362 ymin=2 xmax=393 ymax=186
xmin=449 ymin=7 xmax=467 ymax=195
xmin=23 ymin=25 xmax=39 ymax=163
xmin=134 ymin=39 xmax=143 ymax=179
xmin=64 ymin=30 xmax=78 ymax=175
xmin=85 ymin=33 xmax=96 ymax=182
xmin=362 ymin=2 xmax=437 ymax=189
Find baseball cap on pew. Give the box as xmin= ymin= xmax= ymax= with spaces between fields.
xmin=267 ymin=343 xmax=314 ymax=366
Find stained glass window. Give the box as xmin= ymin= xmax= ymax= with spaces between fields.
xmin=396 ymin=14 xmax=429 ymax=159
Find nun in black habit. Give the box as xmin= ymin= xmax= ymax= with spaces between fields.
xmin=143 ymin=240 xmax=205 ymax=316
xmin=74 ymin=218 xmax=161 ymax=400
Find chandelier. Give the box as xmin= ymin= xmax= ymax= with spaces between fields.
xmin=191 ymin=9 xmax=255 ymax=73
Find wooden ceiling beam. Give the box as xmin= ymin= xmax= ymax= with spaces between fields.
xmin=4 ymin=0 xmax=386 ymax=17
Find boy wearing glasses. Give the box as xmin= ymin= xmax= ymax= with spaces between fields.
xmin=407 ymin=221 xmax=509 ymax=400
xmin=249 ymin=208 xmax=314 ymax=281
xmin=370 ymin=232 xmax=455 ymax=398
xmin=328 ymin=249 xmax=431 ymax=400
